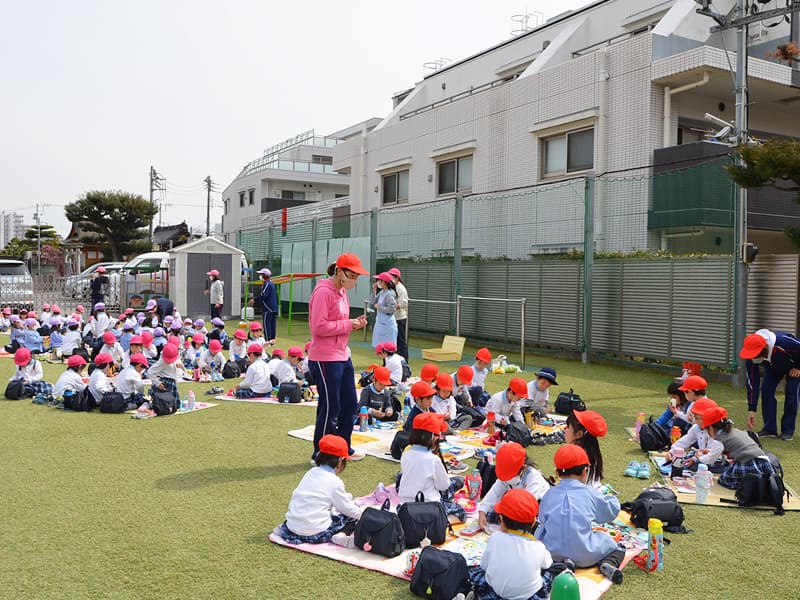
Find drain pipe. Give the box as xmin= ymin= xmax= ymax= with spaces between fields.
xmin=793 ymin=4 xmax=800 ymax=87
xmin=663 ymin=71 xmax=710 ymax=147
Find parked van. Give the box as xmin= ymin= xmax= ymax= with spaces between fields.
xmin=0 ymin=258 xmax=35 ymax=313
xmin=120 ymin=252 xmax=170 ymax=309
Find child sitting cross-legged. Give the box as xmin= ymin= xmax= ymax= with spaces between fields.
xmin=358 ymin=366 xmax=397 ymax=423
xmin=537 ymin=445 xmax=625 ymax=585
xmin=466 ymin=489 xmax=571 ymax=600
xmin=233 ymin=343 xmax=272 ymax=398
xmin=403 ymin=381 xmax=435 ymax=432
xmin=276 ymin=434 xmax=364 ymax=547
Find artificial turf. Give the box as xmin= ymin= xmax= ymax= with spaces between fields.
xmin=1 ymin=318 xmax=798 ymax=599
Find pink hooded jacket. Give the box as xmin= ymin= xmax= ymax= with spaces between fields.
xmin=308 ymin=279 xmax=353 ymax=362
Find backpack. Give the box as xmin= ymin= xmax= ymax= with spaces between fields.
xmin=397 ymin=492 xmax=452 ymax=548
xmin=358 ymin=371 xmax=374 ymax=388
xmin=353 ymin=498 xmax=405 ymax=557
xmin=639 ymin=420 xmax=671 ymax=452
xmin=63 ymin=388 xmax=93 ymax=412
xmin=150 ymin=389 xmax=179 ymax=416
xmin=221 ymin=360 xmax=241 ymax=379
xmin=468 ymin=386 xmax=490 ymax=407
xmin=730 ymin=472 xmax=788 ymax=516
xmin=554 ymin=388 xmax=586 ymax=415
xmin=622 ymin=488 xmax=688 ymax=533
xmin=390 ymin=430 xmax=410 ymax=460
xmin=455 ymin=404 xmax=485 ymax=428
xmin=276 ymin=382 xmax=301 ymax=403
xmin=504 ymin=421 xmax=533 ymax=447
xmin=99 ymin=391 xmax=127 ymax=413
xmin=409 ymin=546 xmax=470 ymax=600
xmin=4 ymin=379 xmax=27 ymax=400
xmin=400 ymin=359 xmax=412 ymax=382
xmin=476 ymin=459 xmax=497 ymax=499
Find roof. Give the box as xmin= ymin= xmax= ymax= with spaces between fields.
xmin=153 ymin=222 xmax=190 ymax=248
xmin=167 ymin=235 xmax=244 ymax=256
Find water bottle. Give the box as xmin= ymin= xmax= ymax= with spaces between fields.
xmin=187 ymin=390 xmax=196 ymax=411
xmin=403 ymin=398 xmax=411 ymax=421
xmin=670 ymin=425 xmax=682 ymax=444
xmin=695 ymin=463 xmax=711 ymax=504
xmin=646 ymin=518 xmax=664 ymax=571
xmin=634 ymin=412 xmax=646 ymax=440
xmin=670 ymin=446 xmax=685 ymax=479
xmin=466 ymin=468 xmax=482 ymax=500
xmin=359 ymin=405 xmax=369 ymax=432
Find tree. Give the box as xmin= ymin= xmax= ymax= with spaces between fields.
xmin=24 ymin=224 xmax=61 ymax=247
xmin=64 ymin=190 xmax=158 ymax=261
xmin=727 ymin=139 xmax=800 ymax=247
xmin=1 ymin=237 xmax=32 ymax=258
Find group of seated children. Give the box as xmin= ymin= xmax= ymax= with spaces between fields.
xmin=230 ymin=342 xmax=308 ymax=398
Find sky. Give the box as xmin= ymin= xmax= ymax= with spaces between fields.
xmin=1 ymin=0 xmax=589 ymax=239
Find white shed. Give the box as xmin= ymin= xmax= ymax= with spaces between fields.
xmin=168 ymin=236 xmax=246 ymax=319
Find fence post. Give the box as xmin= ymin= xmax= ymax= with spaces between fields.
xmin=267 ymin=224 xmax=274 ymax=273
xmin=369 ymin=208 xmax=378 ymax=277
xmin=453 ymin=194 xmax=463 ymax=303
xmin=582 ymin=174 xmax=595 ymax=365
xmin=364 ymin=300 xmax=370 ymax=343
xmin=456 ymin=295 xmax=462 ymax=337
xmin=311 ymin=217 xmax=318 ymax=276
xmin=520 ymin=298 xmax=526 ymax=370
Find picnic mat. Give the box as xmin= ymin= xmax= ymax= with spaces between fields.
xmin=648 ymin=452 xmax=800 ymax=511
xmin=126 ymin=402 xmax=218 ymax=419
xmin=269 ymin=485 xmax=641 ymax=600
xmin=452 ymin=414 xmax=566 ymax=449
xmin=288 ymin=424 xmax=476 ymax=463
xmin=215 ymin=394 xmax=317 ymax=407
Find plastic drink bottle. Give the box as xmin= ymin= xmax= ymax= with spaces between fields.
xmin=646 ymin=518 xmax=664 ymax=571
xmin=486 ymin=411 xmax=496 ymax=434
xmin=187 ymin=390 xmax=196 ymax=411
xmin=671 ymin=425 xmax=682 ymax=444
xmin=670 ymin=446 xmax=685 ymax=479
xmin=634 ymin=412 xmax=646 ymax=439
xmin=695 ymin=463 xmax=711 ymax=504
xmin=466 ymin=469 xmax=482 ymax=500
xmin=359 ymin=405 xmax=369 ymax=431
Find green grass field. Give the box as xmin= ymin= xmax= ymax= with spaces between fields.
xmin=2 ymin=319 xmax=798 ymax=599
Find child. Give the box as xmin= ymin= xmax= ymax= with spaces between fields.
xmin=478 ymin=442 xmax=551 ymax=531
xmin=432 ymin=373 xmax=457 ymax=422
xmin=118 ymin=322 xmax=135 ymax=352
xmin=485 ymin=378 xmax=527 ymax=426
xmin=525 ymin=367 xmax=558 ymax=413
xmin=453 ymin=364 xmax=474 ymax=407
xmin=123 ymin=335 xmax=144 ymax=369
xmin=271 ymin=345 xmax=302 ymax=385
xmin=146 ymin=343 xmax=180 ymax=407
xmin=537 ymin=445 xmax=625 ymax=584
xmin=468 ymin=489 xmax=559 ymax=600
xmin=90 ymin=302 xmax=111 ymax=349
xmin=398 ymin=412 xmax=465 ymax=522
xmin=403 ymin=381 xmax=436 ymax=432
xmin=229 ymin=329 xmax=248 ymax=362
xmin=207 ymin=317 xmax=229 ymax=349
xmin=116 ymin=353 xmax=149 ymax=408
xmin=123 ymin=308 xmax=138 ymax=331
xmin=667 ymin=397 xmax=725 ymax=471
xmin=88 ymin=352 xmax=115 ymax=406
xmin=10 ymin=348 xmax=53 ymax=398
xmin=98 ymin=331 xmax=125 ymax=369
xmin=565 ymin=409 xmax=607 ymax=488
xmin=22 ymin=318 xmax=44 ymax=354
xmin=141 ymin=331 xmax=159 ymax=364
xmin=48 ymin=317 xmax=64 ymax=359
xmin=199 ymin=339 xmax=226 ymax=381
xmin=4 ymin=315 xmax=24 ymax=353
xmin=183 ymin=333 xmax=206 ymax=371
xmin=299 ymin=341 xmax=312 ymax=382
xmin=277 ymin=434 xmax=364 ymax=546
xmin=193 ymin=318 xmax=208 ymax=336
xmin=377 ymin=341 xmax=405 ymax=385
xmin=654 ymin=379 xmax=691 ymax=431
xmin=40 ymin=303 xmax=52 ymax=323
xmin=61 ymin=318 xmax=83 ymax=358
xmin=53 ymin=355 xmax=88 ymax=399
xmin=0 ymin=307 xmax=11 ymax=332
xmin=234 ymin=343 xmax=272 ymax=398
xmin=701 ymin=405 xmax=776 ymax=489
xmin=471 ymin=347 xmax=492 ymax=389
xmin=248 ymin=321 xmax=267 ymax=347
xmin=358 ymin=366 xmax=397 ymax=423
xmin=152 ymin=327 xmax=167 ymax=352
xmin=267 ymin=348 xmax=284 ymax=374
xmin=404 ymin=363 xmax=439 ymax=409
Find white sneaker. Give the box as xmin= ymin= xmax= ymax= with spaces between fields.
xmin=331 ymin=532 xmax=355 ymax=549
xmin=452 ymin=594 xmax=465 ymax=600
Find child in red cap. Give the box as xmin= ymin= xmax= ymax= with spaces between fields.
xmin=432 ymin=373 xmax=457 ymax=423
xmin=272 ymin=345 xmax=304 ymax=385
xmin=403 ymin=381 xmax=436 ymax=433
xmin=485 ymin=377 xmax=528 ymax=427
xmin=234 ymin=343 xmax=272 ymax=398
xmin=358 ymin=366 xmax=398 ymax=423
xmin=10 ymin=347 xmax=53 ymax=399
xmin=398 ymin=412 xmax=466 ymax=522
xmin=467 ymin=489 xmax=568 ymax=600
xmin=54 ymin=355 xmax=88 ymax=400
xmin=229 ymin=329 xmax=248 ymax=362
xmin=565 ymin=409 xmax=608 ymax=488
xmin=377 ymin=340 xmax=407 ymax=385
xmin=277 ymin=434 xmax=364 ymax=547
xmin=537 ymin=445 xmax=624 ymax=585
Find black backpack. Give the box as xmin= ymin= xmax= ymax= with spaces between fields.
xmin=397 ymin=492 xmax=452 ymax=548
xmin=354 ymin=498 xmax=405 ymax=557
xmin=63 ymin=388 xmax=93 ymax=412
xmin=100 ymin=391 xmax=127 ymax=413
xmin=639 ymin=420 xmax=671 ymax=452
xmin=400 ymin=359 xmax=412 ymax=382
xmin=729 ymin=472 xmax=788 ymax=516
xmin=276 ymin=382 xmax=301 ymax=403
xmin=150 ymin=389 xmax=179 ymax=416
xmin=4 ymin=379 xmax=27 ymax=400
xmin=476 ymin=459 xmax=497 ymax=499
xmin=504 ymin=421 xmax=533 ymax=447
xmin=622 ymin=488 xmax=688 ymax=533
xmin=390 ymin=430 xmax=410 ymax=460
xmin=409 ymin=546 xmax=470 ymax=600
xmin=455 ymin=404 xmax=485 ymax=428
xmin=554 ymin=388 xmax=586 ymax=415
xmin=222 ymin=360 xmax=241 ymax=379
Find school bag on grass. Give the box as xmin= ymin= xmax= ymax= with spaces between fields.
xmin=63 ymin=388 xmax=93 ymax=412
xmin=639 ymin=420 xmax=671 ymax=452
xmin=353 ymin=498 xmax=405 ymax=557
xmin=397 ymin=492 xmax=453 ymax=548
xmin=221 ymin=360 xmax=241 ymax=379
xmin=409 ymin=546 xmax=470 ymax=600
xmin=150 ymin=389 xmax=179 ymax=416
xmin=622 ymin=488 xmax=689 ymax=533
xmin=721 ymin=472 xmax=788 ymax=516
xmin=455 ymin=404 xmax=485 ymax=428
xmin=4 ymin=379 xmax=27 ymax=400
xmin=276 ymin=382 xmax=301 ymax=403
xmin=476 ymin=458 xmax=497 ymax=500
xmin=504 ymin=421 xmax=533 ymax=447
xmin=554 ymin=388 xmax=585 ymax=415
xmin=99 ymin=391 xmax=127 ymax=413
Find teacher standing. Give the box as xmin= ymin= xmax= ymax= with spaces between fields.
xmin=205 ymin=269 xmax=224 ymax=319
xmin=308 ymin=253 xmax=368 ymax=461
xmin=250 ymin=268 xmax=278 ymax=344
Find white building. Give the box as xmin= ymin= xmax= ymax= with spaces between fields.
xmin=0 ymin=211 xmax=25 ymax=250
xmin=333 ymin=0 xmax=800 ymax=256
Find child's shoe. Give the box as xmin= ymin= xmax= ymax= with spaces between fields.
xmin=636 ymin=461 xmax=651 ymax=479
xmin=623 ymin=460 xmax=639 ymax=477
xmin=599 ymin=562 xmax=624 ymax=584
xmin=331 ymin=532 xmax=355 ymax=549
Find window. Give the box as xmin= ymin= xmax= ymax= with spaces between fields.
xmin=248 ymin=189 xmax=255 ymax=205
xmin=543 ymin=128 xmax=594 ymax=176
xmin=311 ymin=154 xmax=333 ymax=165
xmin=239 ymin=192 xmax=245 ymax=207
xmin=382 ymin=170 xmax=409 ymax=205
xmin=224 ymin=199 xmax=229 ymax=215
xmin=281 ymin=190 xmax=305 ymax=201
xmin=437 ymin=155 xmax=472 ymax=196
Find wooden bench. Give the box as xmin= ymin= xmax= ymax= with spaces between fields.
xmin=421 ymin=335 xmax=466 ymax=362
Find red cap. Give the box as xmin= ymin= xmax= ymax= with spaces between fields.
xmin=272 ymin=348 xmax=286 ymax=359
xmin=456 ymin=365 xmax=474 ymax=385
xmin=141 ymin=332 xmax=153 ymax=346
xmin=475 ymin=347 xmax=492 ymax=362
xmin=161 ymin=344 xmax=179 ymax=363
xmin=382 ymin=341 xmax=397 ymax=353
xmin=374 ymin=343 xmax=384 ymax=355
xmin=102 ymin=331 xmax=116 ymax=345
xmin=94 ymin=352 xmax=114 ymax=366
xmin=192 ymin=333 xmax=205 ymax=345
xmin=247 ymin=343 xmax=263 ymax=355
xmin=234 ymin=329 xmax=247 ymax=340
xmin=14 ymin=348 xmax=31 ymax=366
xmin=554 ymin=444 xmax=590 ymax=470
xmin=388 ymin=267 xmax=402 ymax=278
xmin=288 ymin=346 xmax=303 ymax=358
xmin=740 ymin=333 xmax=768 ymax=359
xmin=436 ymin=373 xmax=454 ymax=391
xmin=411 ymin=381 xmax=436 ymax=399
xmin=167 ymin=335 xmax=181 ymax=347
xmin=574 ymin=410 xmax=608 ymax=437
xmin=495 ymin=442 xmax=527 ymax=481
xmin=508 ymin=377 xmax=528 ymax=398
xmin=206 ymin=269 xmax=220 ymax=277
xmin=701 ymin=405 xmax=728 ymax=428
xmin=413 ymin=412 xmax=448 ymax=434
xmin=67 ymin=355 xmax=87 ymax=368
xmin=249 ymin=321 xmax=263 ymax=331
xmin=129 ymin=335 xmax=143 ymax=345
xmin=420 ymin=364 xmax=439 ymax=381
xmin=96 ymin=266 xmax=107 ymax=273
xmin=678 ymin=375 xmax=708 ymax=392
xmin=76 ymin=305 xmax=85 ymax=313
xmin=209 ymin=339 xmax=222 ymax=354
xmin=129 ymin=353 xmax=149 ymax=367
xmin=690 ymin=397 xmax=718 ymax=416
xmin=494 ymin=489 xmax=539 ymax=523
xmin=373 ymin=272 xmax=393 ymax=284
xmin=372 ymin=366 xmax=392 ymax=385
xmin=318 ymin=434 xmax=349 ymax=458
xmin=335 ymin=253 xmax=368 ymax=275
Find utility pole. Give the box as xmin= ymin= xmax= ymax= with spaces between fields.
xmin=34 ymin=204 xmax=41 ymax=274
xmin=204 ymin=176 xmax=213 ymax=237
xmin=149 ymin=166 xmax=165 ymax=242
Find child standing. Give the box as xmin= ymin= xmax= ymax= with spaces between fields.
xmin=485 ymin=378 xmax=528 ymax=426
xmin=467 ymin=489 xmax=558 ymax=600
xmin=398 ymin=412 xmax=466 ymax=522
xmin=565 ymin=409 xmax=608 ymax=488
xmin=234 ymin=343 xmax=272 ymax=398
xmin=537 ymin=445 xmax=624 ymax=584
xmin=277 ymin=434 xmax=364 ymax=546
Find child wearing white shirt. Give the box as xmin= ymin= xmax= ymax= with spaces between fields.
xmin=54 ymin=355 xmax=88 ymax=399
xmin=234 ymin=344 xmax=272 ymax=397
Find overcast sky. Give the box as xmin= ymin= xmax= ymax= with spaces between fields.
xmin=1 ymin=0 xmax=589 ymax=239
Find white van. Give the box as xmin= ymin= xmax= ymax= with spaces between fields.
xmin=0 ymin=258 xmax=34 ymax=313
xmin=120 ymin=252 xmax=170 ymax=309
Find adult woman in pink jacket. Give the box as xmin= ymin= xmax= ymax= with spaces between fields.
xmin=308 ymin=253 xmax=368 ymax=461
